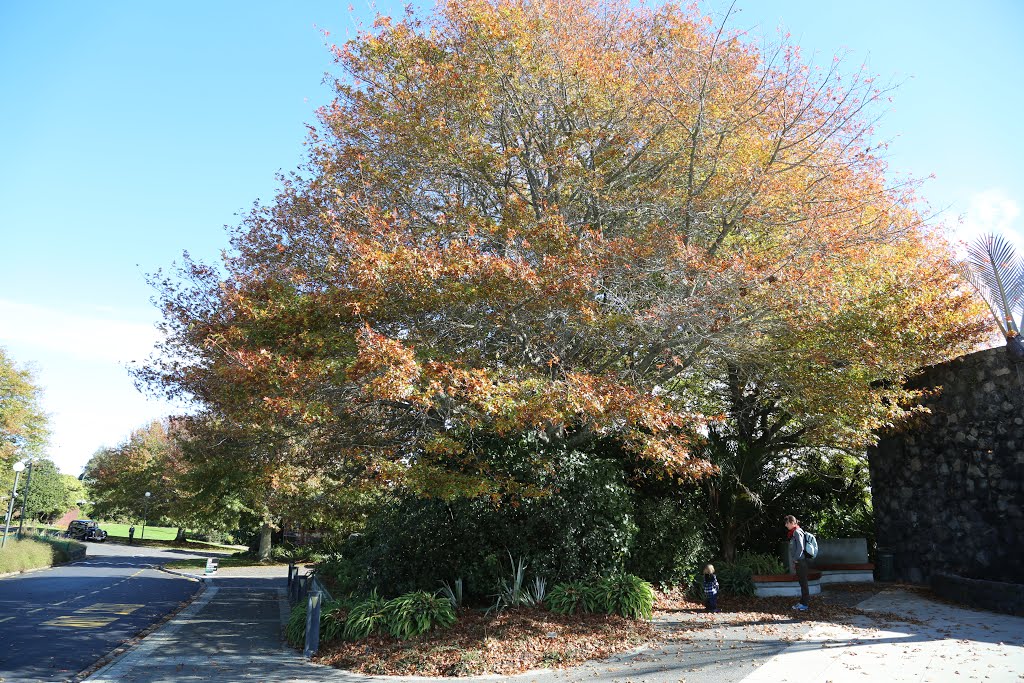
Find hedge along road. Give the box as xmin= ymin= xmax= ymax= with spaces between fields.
xmin=0 ymin=541 xmax=204 ymax=682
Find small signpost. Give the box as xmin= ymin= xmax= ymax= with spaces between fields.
xmin=204 ymin=558 xmax=219 ymax=575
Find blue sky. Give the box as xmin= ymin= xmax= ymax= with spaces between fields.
xmin=1 ymin=1 xmax=1021 ymax=475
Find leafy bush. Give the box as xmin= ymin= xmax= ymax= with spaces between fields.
xmin=546 ymin=575 xmax=653 ymax=619
xmin=285 ymin=603 xmax=308 ymax=647
xmin=735 ymin=551 xmax=784 ymax=576
xmin=383 ymin=591 xmax=457 ymax=639
xmin=440 ymin=578 xmax=464 ymax=608
xmin=0 ymin=537 xmax=81 ymax=574
xmin=490 ymin=554 xmax=536 ymax=613
xmin=694 ymin=553 xmax=781 ymax=598
xmin=320 ymin=600 xmax=348 ymax=643
xmin=318 ymin=551 xmax=365 ymax=596
xmin=545 ymin=580 xmax=599 ymax=615
xmin=627 ymin=494 xmax=709 ymax=586
xmin=343 ymin=445 xmax=637 ymax=603
xmin=596 ymin=574 xmax=655 ymax=620
xmin=343 ymin=590 xmax=389 ymax=640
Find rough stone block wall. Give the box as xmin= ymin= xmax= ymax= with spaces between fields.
xmin=868 ymin=347 xmax=1024 ymax=584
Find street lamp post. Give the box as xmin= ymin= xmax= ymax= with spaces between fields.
xmin=2 ymin=462 xmax=26 ymax=549
xmin=141 ymin=491 xmax=151 ymax=540
xmin=16 ymin=459 xmax=35 ymax=540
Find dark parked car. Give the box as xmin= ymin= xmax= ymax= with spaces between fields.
xmin=66 ymin=520 xmax=107 ymax=542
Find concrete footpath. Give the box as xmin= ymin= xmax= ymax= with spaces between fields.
xmin=83 ymin=566 xmax=1024 ymax=683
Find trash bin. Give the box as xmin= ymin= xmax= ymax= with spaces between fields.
xmin=876 ymin=551 xmax=895 ymax=582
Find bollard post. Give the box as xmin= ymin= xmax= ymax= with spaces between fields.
xmin=303 ymin=590 xmax=321 ymax=658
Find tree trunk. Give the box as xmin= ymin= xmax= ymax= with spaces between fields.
xmin=720 ymin=525 xmax=737 ymax=564
xmin=258 ymin=522 xmax=273 ymax=560
xmin=175 ymin=527 xmax=187 ymax=543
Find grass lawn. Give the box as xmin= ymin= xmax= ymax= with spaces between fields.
xmin=100 ymin=522 xmax=179 ymax=541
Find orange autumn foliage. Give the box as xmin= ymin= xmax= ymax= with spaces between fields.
xmin=143 ymin=0 xmax=986 ymax=494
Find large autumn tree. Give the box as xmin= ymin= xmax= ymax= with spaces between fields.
xmin=141 ymin=0 xmax=985 ymax=499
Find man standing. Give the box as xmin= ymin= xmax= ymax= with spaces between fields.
xmin=784 ymin=515 xmax=809 ymax=611
xmin=128 ymin=525 xmax=136 ymax=545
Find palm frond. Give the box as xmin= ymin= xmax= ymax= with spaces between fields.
xmin=960 ymin=233 xmax=1024 ymax=336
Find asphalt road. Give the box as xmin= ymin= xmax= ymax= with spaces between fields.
xmin=0 ymin=541 xmax=204 ymax=683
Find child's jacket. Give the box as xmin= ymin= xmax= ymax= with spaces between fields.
xmin=704 ymin=573 xmax=719 ymax=596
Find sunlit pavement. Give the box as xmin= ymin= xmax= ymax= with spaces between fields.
xmin=0 ymin=541 xmax=203 ymax=682
xmin=80 ymin=567 xmax=1024 ymax=683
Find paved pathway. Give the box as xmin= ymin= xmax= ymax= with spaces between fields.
xmin=83 ymin=567 xmax=1024 ymax=683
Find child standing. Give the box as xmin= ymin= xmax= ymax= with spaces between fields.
xmin=703 ymin=564 xmax=720 ymax=612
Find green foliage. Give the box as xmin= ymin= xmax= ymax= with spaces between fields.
xmin=692 ymin=553 xmax=782 ymax=598
xmin=547 ymin=575 xmax=653 ymax=620
xmin=285 ymin=598 xmax=353 ymax=647
xmin=0 ymin=347 xmax=50 ymax=473
xmin=595 ymin=574 xmax=655 ymax=620
xmin=627 ymin=493 xmax=709 ymax=586
xmin=318 ymin=551 xmax=365 ymax=596
xmin=490 ymin=554 xmax=536 ymax=613
xmin=0 ymin=537 xmax=81 ymax=574
xmin=383 ymin=591 xmax=457 ymax=639
xmin=440 ymin=578 xmax=464 ymax=609
xmin=343 ymin=590 xmax=389 ymax=640
xmin=343 ymin=447 xmax=637 ymax=602
xmin=320 ymin=600 xmax=348 ymax=643
xmin=545 ymin=580 xmax=596 ymax=615
xmin=285 ymin=603 xmax=307 ymax=647
xmin=734 ymin=552 xmax=785 ymax=576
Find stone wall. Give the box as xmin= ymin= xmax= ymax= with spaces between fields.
xmin=868 ymin=347 xmax=1024 ymax=585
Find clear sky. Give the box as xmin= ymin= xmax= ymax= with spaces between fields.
xmin=1 ymin=1 xmax=1021 ymax=475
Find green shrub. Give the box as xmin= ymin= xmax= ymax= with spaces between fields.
xmin=317 ymin=551 xmax=365 ymax=595
xmin=489 ymin=554 xmax=537 ymax=613
xmin=627 ymin=494 xmax=709 ymax=586
xmin=286 ymin=598 xmax=353 ymax=647
xmin=0 ymin=537 xmax=81 ymax=574
xmin=545 ymin=580 xmax=599 ymax=615
xmin=440 ymin=578 xmax=464 ymax=608
xmin=320 ymin=600 xmax=348 ymax=643
xmin=285 ymin=603 xmax=308 ymax=647
xmin=735 ymin=551 xmax=784 ymax=576
xmin=343 ymin=590 xmax=389 ymax=640
xmin=597 ymin=574 xmax=654 ymax=620
xmin=383 ymin=591 xmax=456 ymax=639
xmin=344 ymin=445 xmax=637 ymax=603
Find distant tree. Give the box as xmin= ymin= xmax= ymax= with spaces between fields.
xmin=82 ymin=420 xmax=191 ymax=539
xmin=19 ymin=459 xmax=78 ymax=523
xmin=1 ymin=347 xmax=49 ymax=472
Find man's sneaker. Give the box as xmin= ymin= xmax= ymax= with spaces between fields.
xmin=792 ymin=603 xmax=808 ymax=611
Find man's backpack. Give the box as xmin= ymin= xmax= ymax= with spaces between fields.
xmin=802 ymin=530 xmax=818 ymax=559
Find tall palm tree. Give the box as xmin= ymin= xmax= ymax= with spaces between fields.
xmin=959 ymin=233 xmax=1024 ymax=359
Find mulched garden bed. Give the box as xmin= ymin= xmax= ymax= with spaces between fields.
xmin=312 ymin=583 xmax=921 ymax=677
xmin=313 ymin=606 xmax=657 ymax=676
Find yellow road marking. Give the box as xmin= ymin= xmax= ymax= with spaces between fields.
xmin=26 ymin=608 xmax=43 ymax=614
xmin=41 ymin=615 xmax=117 ymax=628
xmin=0 ymin=616 xmax=13 ymax=623
xmin=78 ymin=603 xmax=143 ymax=615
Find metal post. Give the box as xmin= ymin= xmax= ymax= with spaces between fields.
xmin=2 ymin=467 xmax=24 ymax=549
xmin=16 ymin=460 xmax=34 ymax=540
xmin=142 ymin=491 xmax=151 ymax=540
xmin=304 ymin=590 xmax=322 ymax=658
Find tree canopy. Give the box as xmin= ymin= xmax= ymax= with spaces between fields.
xmin=141 ymin=0 xmax=986 ymax=498
xmin=1 ymin=347 xmax=49 ymax=471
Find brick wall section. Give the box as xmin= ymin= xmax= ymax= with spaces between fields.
xmin=868 ymin=347 xmax=1024 ymax=584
